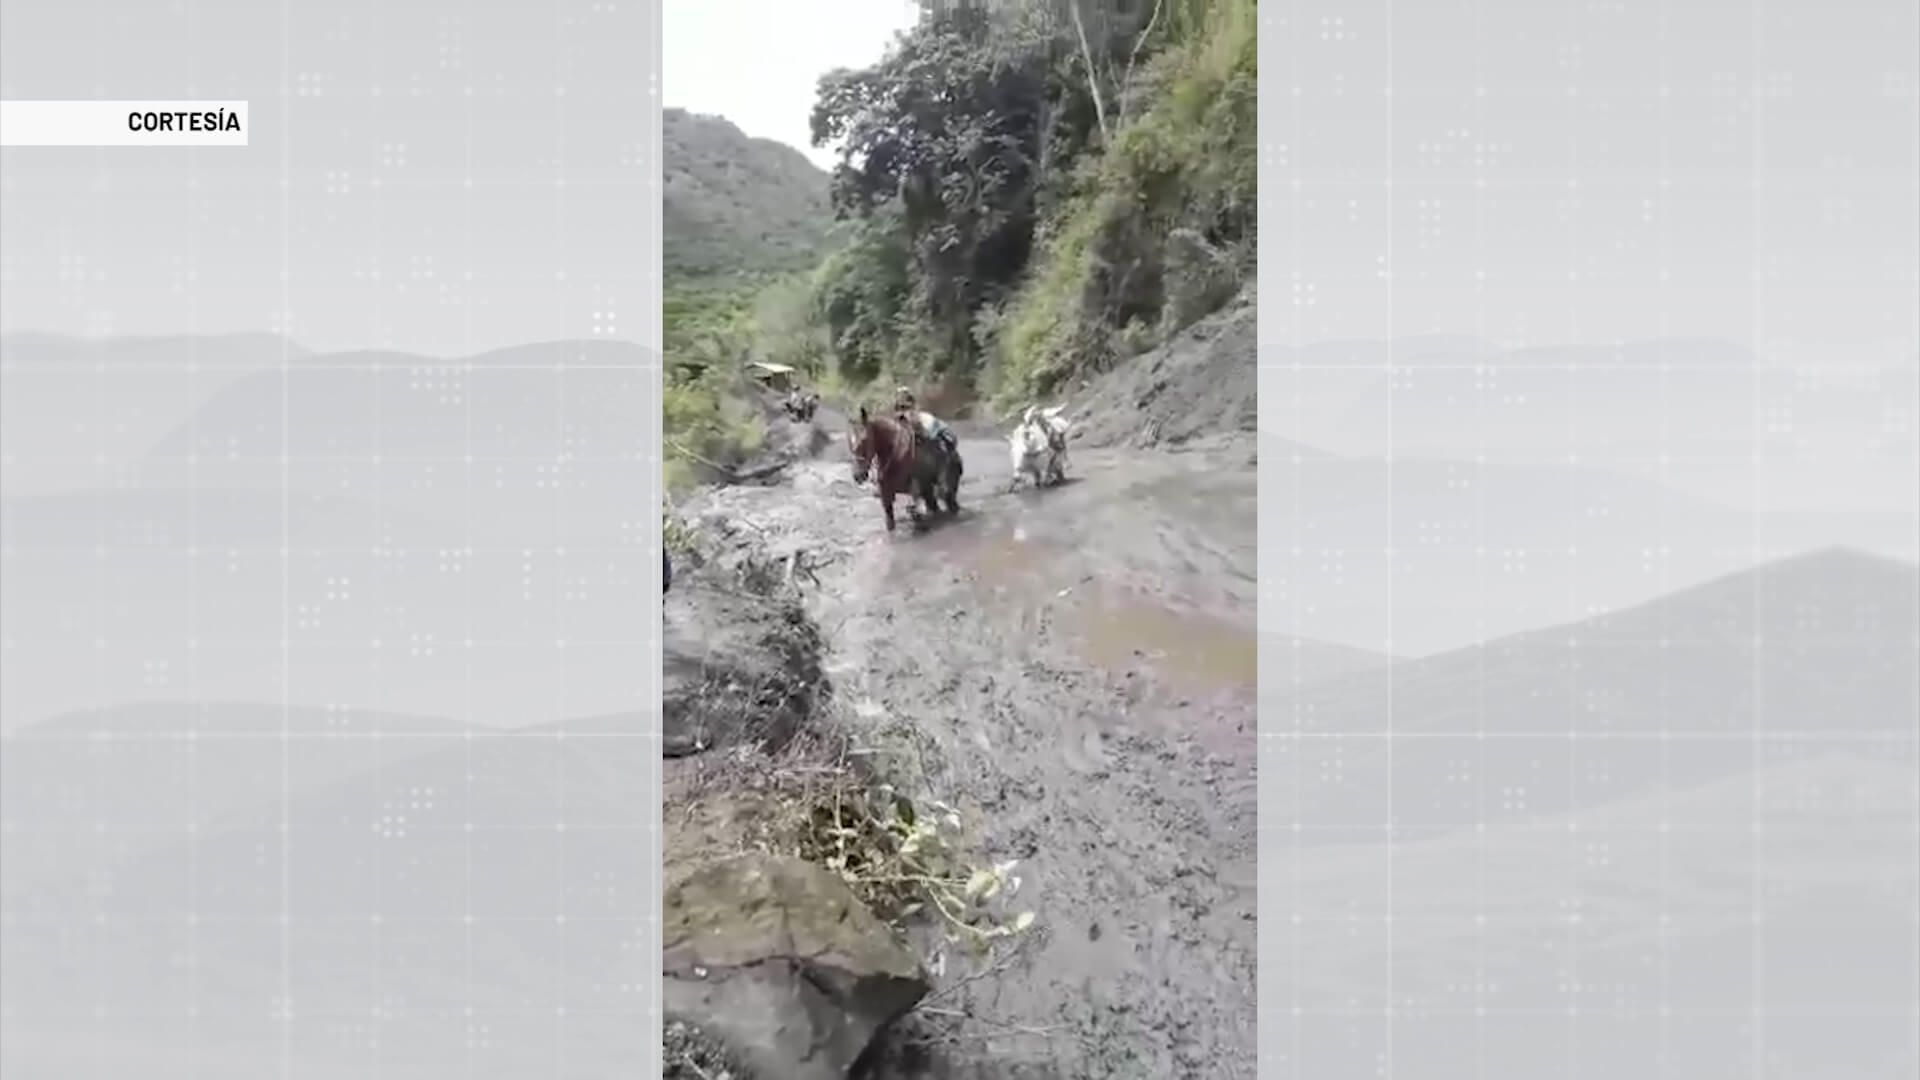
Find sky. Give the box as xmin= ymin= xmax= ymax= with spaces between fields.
xmin=663 ymin=0 xmax=922 ymax=170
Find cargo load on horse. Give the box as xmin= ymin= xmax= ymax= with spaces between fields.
xmin=848 ymin=398 xmax=964 ymax=534
xmin=1009 ymin=403 xmax=1071 ymax=490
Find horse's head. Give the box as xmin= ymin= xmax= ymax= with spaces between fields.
xmin=849 ymin=406 xmax=877 ymax=484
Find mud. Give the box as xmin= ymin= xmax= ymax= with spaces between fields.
xmin=682 ymin=414 xmax=1260 ymax=1077
xmin=1058 ymin=292 xmax=1257 ymax=452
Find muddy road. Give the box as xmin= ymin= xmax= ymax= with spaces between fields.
xmin=685 ymin=418 xmax=1259 ymax=1078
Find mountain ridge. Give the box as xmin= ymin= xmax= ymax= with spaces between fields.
xmin=663 ymin=107 xmax=832 ymax=280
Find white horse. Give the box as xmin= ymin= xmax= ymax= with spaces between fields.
xmin=1008 ymin=404 xmax=1071 ymax=491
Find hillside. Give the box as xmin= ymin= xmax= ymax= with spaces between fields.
xmin=662 ymin=108 xmax=832 ymax=280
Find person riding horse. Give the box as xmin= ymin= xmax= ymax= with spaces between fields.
xmin=893 ymin=386 xmax=959 ymax=462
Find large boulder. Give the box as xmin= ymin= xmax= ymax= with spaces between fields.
xmin=663 ymin=579 xmax=824 ymax=757
xmin=663 ymin=853 xmax=930 ymax=1080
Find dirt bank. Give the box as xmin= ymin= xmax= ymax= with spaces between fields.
xmin=1057 ymin=290 xmax=1257 ymax=452
xmin=670 ymin=302 xmax=1273 ymax=1077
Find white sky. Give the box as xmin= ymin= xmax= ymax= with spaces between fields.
xmin=664 ymin=1 xmax=923 ymax=171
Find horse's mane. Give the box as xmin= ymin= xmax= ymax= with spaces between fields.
xmin=854 ymin=407 xmax=911 ymax=453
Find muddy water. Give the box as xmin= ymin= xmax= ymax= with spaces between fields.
xmin=922 ymin=513 xmax=1253 ymax=686
xmin=1075 ymin=591 xmax=1257 ymax=693
xmin=905 ymin=441 xmax=1257 ymax=697
xmin=697 ymin=434 xmax=1259 ymax=1078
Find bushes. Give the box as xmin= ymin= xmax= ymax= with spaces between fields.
xmin=794 ymin=0 xmax=1257 ymax=414
xmin=663 ymin=376 xmax=769 ymax=493
xmin=810 ymin=217 xmax=911 ymax=387
xmin=664 ymin=281 xmax=776 ymax=492
xmin=807 ymin=3 xmax=1107 ymax=387
xmin=989 ymin=0 xmax=1256 ymax=408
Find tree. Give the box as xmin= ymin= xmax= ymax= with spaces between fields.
xmin=808 ymin=3 xmax=1115 ymax=379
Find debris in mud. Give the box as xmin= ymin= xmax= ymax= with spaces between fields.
xmin=662 ymin=516 xmax=830 ymax=759
xmin=663 ymin=579 xmax=827 ymax=758
xmin=664 ymin=1015 xmax=756 ymax=1080
xmin=668 ymin=734 xmax=1034 ymax=953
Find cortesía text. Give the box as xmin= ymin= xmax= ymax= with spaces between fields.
xmin=127 ymin=109 xmax=242 ymax=133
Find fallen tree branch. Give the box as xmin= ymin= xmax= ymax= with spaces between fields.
xmin=730 ymin=457 xmax=795 ymax=483
xmin=667 ymin=439 xmax=793 ymax=485
xmin=918 ymin=932 xmax=1035 ymax=1010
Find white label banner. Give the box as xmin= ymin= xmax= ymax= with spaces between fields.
xmin=0 ymin=100 xmax=250 ymax=147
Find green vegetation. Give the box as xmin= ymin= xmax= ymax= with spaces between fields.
xmin=661 ymin=282 xmax=765 ymax=490
xmin=663 ymin=107 xmax=832 ymax=279
xmin=998 ymin=0 xmax=1257 ymax=402
xmin=662 ymin=110 xmax=834 ymax=490
xmin=663 ymin=0 xmax=1257 ymax=482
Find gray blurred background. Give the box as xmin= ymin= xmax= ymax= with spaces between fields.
xmin=1256 ymin=2 xmax=1917 ymax=1079
xmin=2 ymin=1 xmax=660 ymax=1077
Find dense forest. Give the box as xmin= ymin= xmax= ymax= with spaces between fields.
xmin=664 ymin=0 xmax=1256 ymax=487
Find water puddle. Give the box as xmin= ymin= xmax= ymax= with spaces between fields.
xmin=1072 ymin=586 xmax=1256 ymax=694
xmin=877 ymin=510 xmax=1255 ymax=697
xmin=891 ymin=517 xmax=1063 ymax=589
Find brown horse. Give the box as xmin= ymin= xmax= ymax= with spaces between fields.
xmin=847 ymin=406 xmax=962 ymax=533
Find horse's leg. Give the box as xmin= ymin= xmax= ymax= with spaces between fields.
xmin=880 ymin=488 xmax=897 ymax=533
xmin=928 ymin=445 xmax=946 ymax=509
xmin=914 ymin=473 xmax=933 ymax=525
xmin=916 ymin=478 xmax=937 ymax=523
xmin=908 ymin=450 xmax=934 ymax=521
xmin=944 ymin=440 xmax=959 ymax=513
xmin=900 ymin=472 xmax=925 ymax=528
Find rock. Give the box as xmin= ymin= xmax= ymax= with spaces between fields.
xmin=663 ymin=853 xmax=930 ymax=1080
xmin=663 ymin=580 xmax=824 ymax=757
